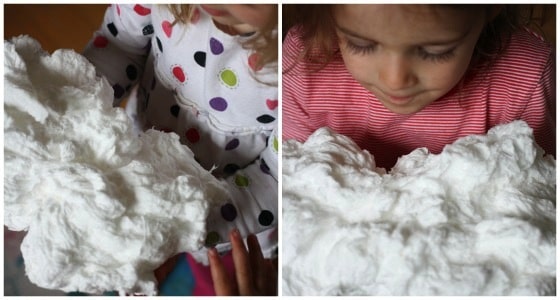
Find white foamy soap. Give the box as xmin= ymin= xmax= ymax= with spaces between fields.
xmin=282 ymin=121 xmax=556 ymax=296
xmin=4 ymin=36 xmax=229 ymax=295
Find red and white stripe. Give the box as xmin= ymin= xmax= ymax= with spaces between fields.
xmin=282 ymin=26 xmax=555 ymax=168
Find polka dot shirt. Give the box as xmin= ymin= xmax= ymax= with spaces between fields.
xmin=83 ymin=4 xmax=278 ymax=260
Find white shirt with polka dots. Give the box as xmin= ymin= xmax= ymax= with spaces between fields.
xmin=83 ymin=4 xmax=278 ymax=262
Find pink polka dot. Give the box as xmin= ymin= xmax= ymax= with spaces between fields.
xmin=186 ymin=128 xmax=200 ymax=143
xmin=162 ymin=20 xmax=173 ymax=38
xmin=225 ymin=138 xmax=240 ymax=150
xmin=266 ymin=99 xmax=278 ymax=110
xmin=248 ymin=53 xmax=262 ymax=72
xmin=133 ymin=4 xmax=151 ymax=16
xmin=172 ymin=66 xmax=186 ymax=83
xmin=93 ymin=36 xmax=109 ymax=48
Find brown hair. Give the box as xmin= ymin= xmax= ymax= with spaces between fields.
xmin=168 ymin=4 xmax=278 ymax=71
xmin=283 ymin=4 xmax=542 ymax=73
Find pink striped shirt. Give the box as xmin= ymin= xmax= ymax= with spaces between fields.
xmin=283 ymin=26 xmax=556 ymax=168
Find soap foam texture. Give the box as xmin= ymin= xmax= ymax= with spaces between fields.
xmin=282 ymin=121 xmax=556 ymax=296
xmin=4 ymin=36 xmax=229 ymax=295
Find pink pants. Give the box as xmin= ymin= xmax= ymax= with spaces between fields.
xmin=185 ymin=251 xmax=236 ymax=296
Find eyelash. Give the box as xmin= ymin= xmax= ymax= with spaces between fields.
xmin=344 ymin=40 xmax=377 ymax=55
xmin=344 ymin=39 xmax=456 ymax=63
xmin=417 ymin=48 xmax=456 ymax=62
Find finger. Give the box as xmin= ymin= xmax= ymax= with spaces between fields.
xmin=246 ymin=234 xmax=267 ymax=293
xmin=208 ymin=248 xmax=236 ymax=296
xmin=269 ymin=257 xmax=279 ymax=295
xmin=247 ymin=234 xmax=265 ymax=265
xmin=263 ymin=259 xmax=278 ymax=295
xmin=230 ymin=228 xmax=254 ymax=295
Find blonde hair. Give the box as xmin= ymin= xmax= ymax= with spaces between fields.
xmin=167 ymin=4 xmax=278 ymax=71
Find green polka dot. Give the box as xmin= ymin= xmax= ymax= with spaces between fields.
xmin=235 ymin=175 xmax=250 ymax=187
xmin=220 ymin=69 xmax=237 ymax=87
xmin=205 ymin=231 xmax=220 ymax=247
xmin=273 ymin=137 xmax=278 ymax=152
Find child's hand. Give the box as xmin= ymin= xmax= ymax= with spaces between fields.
xmin=208 ymin=229 xmax=277 ymax=296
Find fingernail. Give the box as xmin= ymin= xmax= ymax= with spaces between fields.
xmin=208 ymin=248 xmax=217 ymax=257
xmin=231 ymin=228 xmax=240 ymax=238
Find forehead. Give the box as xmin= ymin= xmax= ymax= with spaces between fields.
xmin=229 ymin=4 xmax=275 ymax=15
xmin=225 ymin=4 xmax=276 ymax=27
xmin=332 ymin=5 xmax=481 ymax=44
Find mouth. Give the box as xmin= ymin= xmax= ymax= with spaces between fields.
xmin=384 ymin=92 xmax=416 ymax=106
xmin=200 ymin=5 xmax=229 ymax=17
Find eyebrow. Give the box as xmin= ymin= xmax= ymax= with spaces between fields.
xmin=334 ymin=23 xmax=471 ymax=46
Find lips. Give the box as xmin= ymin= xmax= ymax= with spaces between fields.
xmin=200 ymin=5 xmax=228 ymax=17
xmin=385 ymin=93 xmax=415 ymax=106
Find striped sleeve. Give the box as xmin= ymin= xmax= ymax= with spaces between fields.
xmin=520 ymin=49 xmax=556 ymax=156
xmin=282 ymin=26 xmax=314 ymax=143
xmin=487 ymin=29 xmax=556 ymax=156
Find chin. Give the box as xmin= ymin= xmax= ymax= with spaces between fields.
xmin=383 ymin=103 xmax=425 ymax=115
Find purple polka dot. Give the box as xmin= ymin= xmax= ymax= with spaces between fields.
xmin=225 ymin=138 xmax=240 ymax=150
xmin=209 ymin=97 xmax=228 ymax=111
xmin=220 ymin=203 xmax=237 ymax=222
xmin=210 ymin=37 xmax=224 ymax=55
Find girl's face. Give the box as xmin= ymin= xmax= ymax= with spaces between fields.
xmin=200 ymin=4 xmax=275 ymax=33
xmin=333 ymin=5 xmax=488 ymax=114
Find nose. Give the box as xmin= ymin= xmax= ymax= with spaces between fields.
xmin=378 ymin=54 xmax=417 ymax=91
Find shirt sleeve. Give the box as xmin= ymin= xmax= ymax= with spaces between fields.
xmin=282 ymin=26 xmax=317 ymax=143
xmin=522 ymin=50 xmax=556 ymax=157
xmin=191 ymin=127 xmax=279 ymax=264
xmin=83 ymin=4 xmax=153 ymax=107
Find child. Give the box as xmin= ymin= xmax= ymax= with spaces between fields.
xmin=83 ymin=4 xmax=278 ymax=295
xmin=283 ymin=4 xmax=555 ymax=169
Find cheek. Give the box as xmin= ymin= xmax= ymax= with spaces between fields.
xmin=436 ymin=39 xmax=479 ymax=83
xmin=339 ymin=50 xmax=374 ymax=83
xmin=249 ymin=14 xmax=271 ymax=28
xmin=426 ymin=55 xmax=472 ymax=90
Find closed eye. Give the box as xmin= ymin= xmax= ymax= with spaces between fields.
xmin=341 ymin=35 xmax=378 ymax=55
xmin=416 ymin=47 xmax=456 ymax=62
